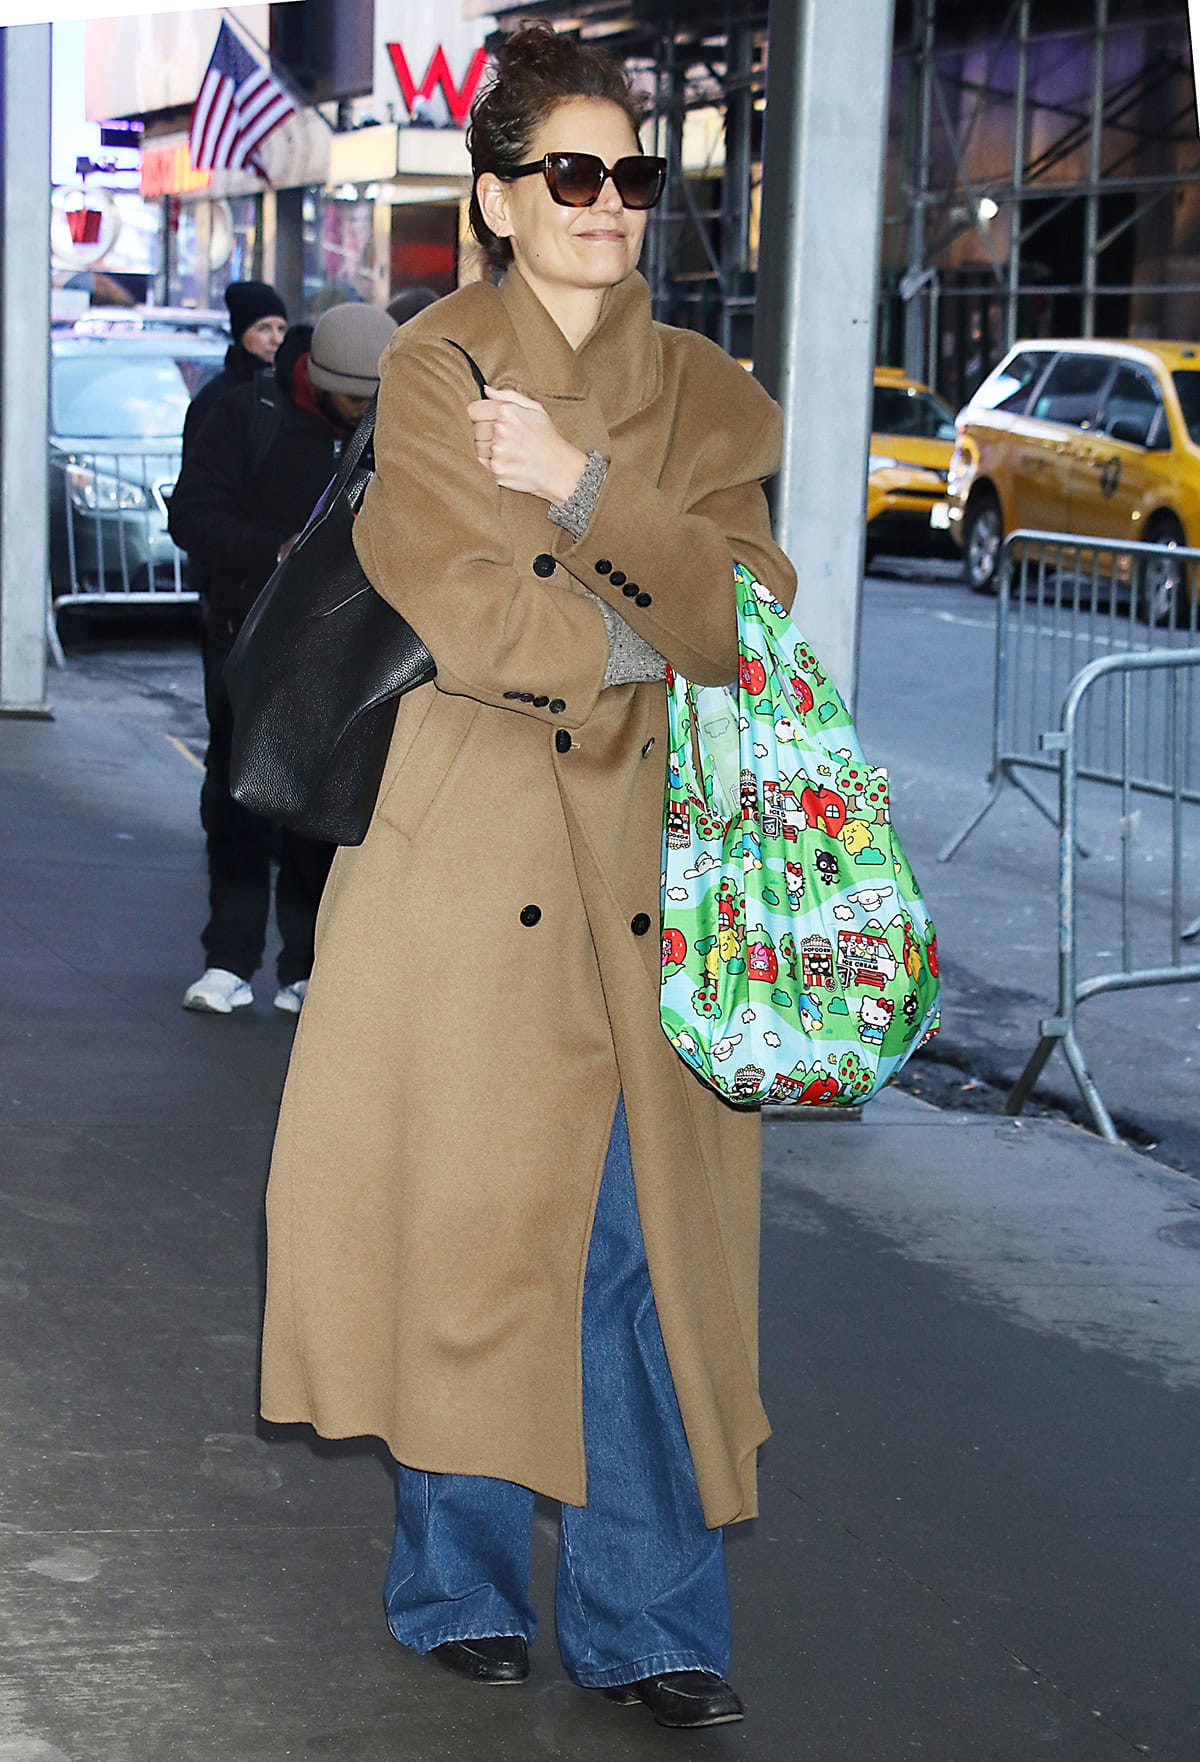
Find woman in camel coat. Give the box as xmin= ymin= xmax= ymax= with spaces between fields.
xmin=260 ymin=23 xmax=796 ymax=1729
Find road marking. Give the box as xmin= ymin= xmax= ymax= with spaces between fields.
xmin=908 ymin=604 xmax=1145 ymax=651
xmin=165 ymin=734 xmax=203 ymax=771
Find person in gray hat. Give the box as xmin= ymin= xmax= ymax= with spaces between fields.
xmin=169 ymin=301 xmax=397 ymax=1018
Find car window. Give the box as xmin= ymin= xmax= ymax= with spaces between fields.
xmin=872 ymin=384 xmax=957 ymax=440
xmin=1171 ymin=371 xmax=1200 ymax=445
xmin=1030 ymin=354 xmax=1115 ymax=429
xmin=52 ymin=351 xmax=222 ymax=440
xmin=1101 ymin=364 xmax=1166 ymax=448
xmin=973 ymin=350 xmax=1050 ymax=414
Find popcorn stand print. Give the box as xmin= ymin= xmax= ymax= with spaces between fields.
xmin=660 ymin=564 xmax=940 ymax=1107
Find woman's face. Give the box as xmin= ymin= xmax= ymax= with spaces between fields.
xmin=481 ymin=97 xmax=649 ymax=297
xmin=242 ymin=315 xmax=287 ymax=363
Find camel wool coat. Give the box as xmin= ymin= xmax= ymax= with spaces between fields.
xmin=259 ymin=266 xmax=797 ymax=1528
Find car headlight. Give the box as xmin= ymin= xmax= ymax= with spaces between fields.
xmin=66 ymin=463 xmax=151 ymax=514
xmin=868 ymin=454 xmax=898 ymax=474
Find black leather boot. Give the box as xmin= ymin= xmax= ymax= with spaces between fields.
xmin=431 ymin=1635 xmax=529 ymax=1684
xmin=603 ymin=1669 xmax=744 ymax=1727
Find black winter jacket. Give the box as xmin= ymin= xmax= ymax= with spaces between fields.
xmin=169 ymin=365 xmax=346 ymax=651
xmin=181 ymin=341 xmax=260 ymax=462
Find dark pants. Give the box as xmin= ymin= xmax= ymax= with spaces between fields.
xmin=199 ymin=638 xmax=333 ymax=986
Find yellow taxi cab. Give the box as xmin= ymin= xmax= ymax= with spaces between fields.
xmin=948 ymin=338 xmax=1200 ymax=617
xmin=865 ymin=367 xmax=958 ymax=565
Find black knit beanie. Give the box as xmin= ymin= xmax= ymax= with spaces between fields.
xmin=224 ymin=280 xmax=287 ymax=341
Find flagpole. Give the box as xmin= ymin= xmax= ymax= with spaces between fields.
xmin=220 ymin=8 xmax=335 ymax=132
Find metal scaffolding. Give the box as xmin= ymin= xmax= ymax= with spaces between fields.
xmin=490 ymin=1 xmax=1200 ymax=400
xmin=891 ymin=0 xmax=1200 ymax=401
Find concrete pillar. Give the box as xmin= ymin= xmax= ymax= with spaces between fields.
xmin=753 ymin=0 xmax=896 ymax=708
xmin=0 ymin=23 xmax=51 ymax=717
xmin=271 ymin=185 xmax=306 ymax=319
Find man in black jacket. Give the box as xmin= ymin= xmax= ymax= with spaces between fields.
xmin=169 ymin=301 xmax=397 ymax=1016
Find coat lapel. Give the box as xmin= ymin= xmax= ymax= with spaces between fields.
xmin=496 ymin=267 xmax=663 ymax=451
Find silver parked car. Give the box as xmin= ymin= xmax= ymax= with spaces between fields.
xmin=50 ymin=330 xmax=226 ymax=615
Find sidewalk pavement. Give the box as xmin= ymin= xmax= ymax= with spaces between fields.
xmin=2 ymin=649 xmax=1199 ymax=1762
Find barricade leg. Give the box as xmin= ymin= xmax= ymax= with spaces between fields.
xmin=1007 ymin=1020 xmax=1121 ymax=1145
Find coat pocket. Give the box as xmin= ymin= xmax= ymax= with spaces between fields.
xmin=373 ymin=686 xmax=480 ymax=841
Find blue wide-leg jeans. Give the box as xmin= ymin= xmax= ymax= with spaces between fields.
xmin=383 ymin=1096 xmax=732 ymax=1687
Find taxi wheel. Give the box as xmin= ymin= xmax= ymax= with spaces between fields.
xmin=963 ymin=492 xmax=1003 ymax=594
xmin=1137 ymin=515 xmax=1187 ymax=627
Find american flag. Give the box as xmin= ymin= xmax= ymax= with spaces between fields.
xmin=189 ymin=21 xmax=294 ymax=177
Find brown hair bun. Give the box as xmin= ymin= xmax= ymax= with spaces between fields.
xmin=467 ymin=22 xmax=645 ymax=276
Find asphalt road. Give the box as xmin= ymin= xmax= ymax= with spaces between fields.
xmin=55 ymin=560 xmax=1200 ymax=1177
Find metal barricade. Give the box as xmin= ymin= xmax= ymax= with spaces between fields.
xmin=1006 ymin=648 xmax=1200 ymax=1142
xmin=941 ymin=529 xmax=1200 ymax=860
xmin=51 ymin=444 xmax=194 ymax=612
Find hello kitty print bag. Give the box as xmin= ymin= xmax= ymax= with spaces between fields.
xmin=659 ymin=564 xmax=940 ymax=1108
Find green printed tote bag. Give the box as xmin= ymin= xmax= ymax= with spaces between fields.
xmin=660 ymin=564 xmax=940 ymax=1107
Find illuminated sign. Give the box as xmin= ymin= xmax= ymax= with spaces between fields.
xmin=141 ymin=141 xmax=213 ymax=198
xmin=385 ymin=43 xmax=488 ymax=130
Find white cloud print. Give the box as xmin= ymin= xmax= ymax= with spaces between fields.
xmin=683 ymin=852 xmax=721 ymax=879
xmin=832 ymin=904 xmax=854 ymax=921
xmin=666 ymin=887 xmax=690 ymax=902
xmin=753 ymin=742 xmax=769 ymax=759
xmin=763 ymin=1031 xmax=781 ymax=1049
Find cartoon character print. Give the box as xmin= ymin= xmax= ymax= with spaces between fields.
xmin=784 ymin=861 xmax=806 ymax=908
xmin=662 ymin=927 xmax=687 ymax=971
xmin=812 ymin=848 xmax=840 ymax=887
xmin=858 ymin=995 xmax=894 ymax=1046
xmin=801 ymin=933 xmax=835 ymax=991
xmin=902 ymin=918 xmax=925 ymax=986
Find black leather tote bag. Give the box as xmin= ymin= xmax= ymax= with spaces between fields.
xmin=223 ymin=345 xmax=486 ymax=846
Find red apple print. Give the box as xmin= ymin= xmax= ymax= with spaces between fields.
xmin=800 ymin=784 xmax=847 ymax=838
xmin=739 ymin=655 xmax=767 ymax=696
xmin=790 ymin=676 xmax=814 ymax=715
xmin=662 ymin=927 xmax=687 ymax=968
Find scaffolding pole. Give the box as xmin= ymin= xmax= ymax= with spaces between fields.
xmin=1007 ymin=0 xmax=1030 ymax=347
xmin=903 ymin=0 xmax=936 ymax=382
xmin=753 ymin=0 xmax=895 ymax=708
xmin=0 ymin=24 xmax=51 ymax=717
xmin=1082 ymin=0 xmax=1109 ymax=337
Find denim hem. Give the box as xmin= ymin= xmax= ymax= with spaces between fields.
xmin=568 ymin=1649 xmax=721 ymax=1690
xmin=389 ymin=1622 xmax=533 ymax=1657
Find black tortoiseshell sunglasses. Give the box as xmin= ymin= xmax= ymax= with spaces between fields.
xmin=507 ymin=151 xmax=668 ymax=210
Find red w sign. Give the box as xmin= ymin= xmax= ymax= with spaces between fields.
xmin=386 ymin=43 xmax=488 ymax=130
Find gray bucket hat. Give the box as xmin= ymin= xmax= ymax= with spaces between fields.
xmin=308 ymin=302 xmax=397 ymax=396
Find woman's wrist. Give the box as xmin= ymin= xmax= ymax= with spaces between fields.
xmin=549 ymin=451 xmax=609 ymax=541
xmin=550 ymin=444 xmax=590 ymax=506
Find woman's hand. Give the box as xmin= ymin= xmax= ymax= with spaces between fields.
xmin=468 ymin=386 xmax=588 ymax=504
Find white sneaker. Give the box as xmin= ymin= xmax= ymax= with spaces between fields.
xmin=182 ymin=967 xmax=254 ymax=1014
xmin=273 ymin=979 xmax=308 ymax=1015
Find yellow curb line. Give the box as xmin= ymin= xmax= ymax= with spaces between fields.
xmin=165 ymin=733 xmax=204 ymax=772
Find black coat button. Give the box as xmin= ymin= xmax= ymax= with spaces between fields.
xmin=533 ymin=552 xmax=556 ymax=577
xmin=532 ymin=695 xmax=549 ymax=707
xmin=555 ymin=729 xmax=572 ymax=753
xmin=595 ymin=559 xmax=612 ymax=574
xmin=635 ymin=592 xmax=652 ymax=608
xmin=630 ymin=912 xmax=652 ymax=936
xmin=520 ymin=905 xmax=542 ymax=927
xmin=621 ymin=582 xmax=638 ymax=599
xmin=503 ymin=690 xmax=521 ymax=700
xmin=519 ymin=692 xmax=534 ymax=703
xmin=549 ymin=698 xmax=566 ymax=714
xmin=610 ymin=570 xmax=627 ymax=587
